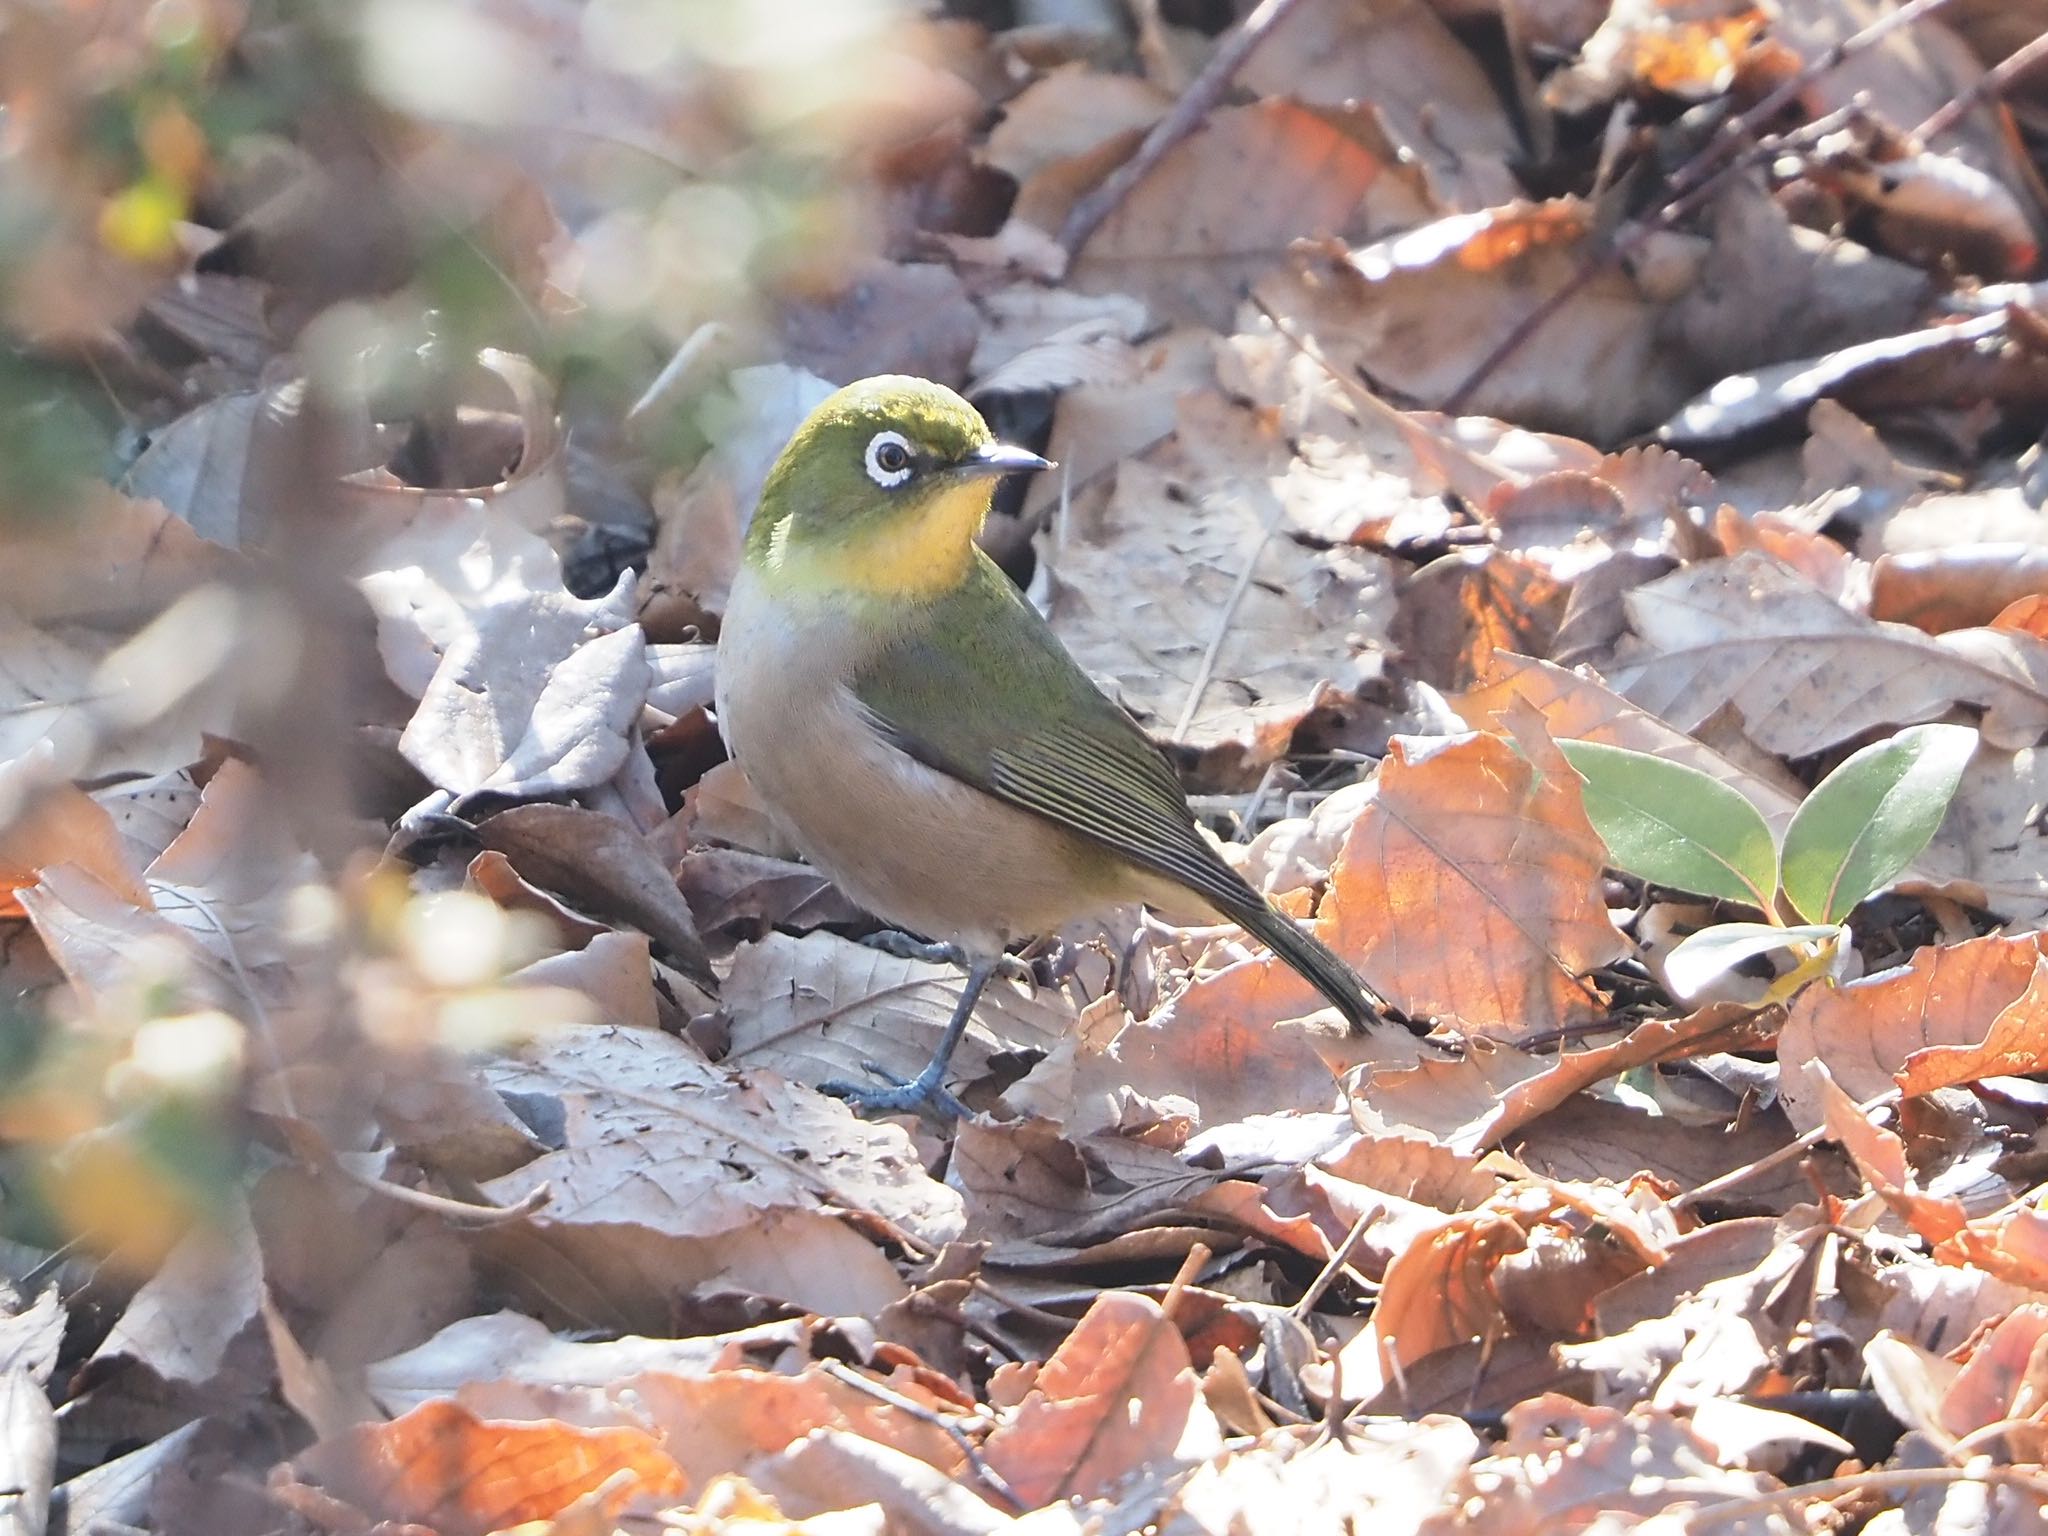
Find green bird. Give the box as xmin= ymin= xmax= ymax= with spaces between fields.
xmin=715 ymin=375 xmax=1405 ymax=1117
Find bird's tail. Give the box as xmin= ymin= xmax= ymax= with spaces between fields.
xmin=1208 ymin=882 xmax=1418 ymax=1039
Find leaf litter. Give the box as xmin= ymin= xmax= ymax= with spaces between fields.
xmin=8 ymin=1 xmax=2048 ymax=1533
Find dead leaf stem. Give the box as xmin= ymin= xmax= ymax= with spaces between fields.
xmin=1678 ymin=1464 xmax=2048 ymax=1529
xmin=819 ymin=1359 xmax=1025 ymax=1512
xmin=1058 ymin=0 xmax=1315 ymax=258
xmin=1914 ymin=28 xmax=2048 ymax=143
xmin=1173 ymin=506 xmax=1279 ymax=744
xmin=1671 ymin=1088 xmax=1900 ymax=1212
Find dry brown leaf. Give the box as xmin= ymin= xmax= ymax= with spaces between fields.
xmin=1924 ymin=743 xmax=2048 ymax=927
xmin=479 ymin=1022 xmax=962 ymax=1249
xmin=1038 ymin=392 xmax=1396 ymax=769
xmin=1077 ymin=960 xmax=1349 ymax=1130
xmin=474 ymin=803 xmax=711 ymax=984
xmin=15 ymin=863 xmax=205 ymax=1005
xmin=144 ymin=758 xmax=317 ymax=974
xmin=365 ymin=1311 xmax=810 ymax=1417
xmin=1317 ymin=714 xmax=1629 ymax=1035
xmin=278 ymin=1398 xmax=686 ymax=1536
xmin=984 ymin=68 xmax=1171 ymax=185
xmin=1715 ymin=506 xmax=1866 ymax=608
xmin=1419 ymin=1394 xmax=1780 ymax=1527
xmin=1873 ymin=545 xmax=2048 ymax=632
xmin=1809 ymin=1061 xmax=1967 ymax=1248
xmin=1601 ymin=551 xmax=2048 ymax=755
xmin=781 ymin=258 xmax=979 ymax=387
xmin=90 ymin=1201 xmax=261 ymax=1387
xmin=1158 ymin=1420 xmax=1479 ymax=1536
xmin=631 ymin=1367 xmax=968 ymax=1489
xmin=1659 ymin=309 xmax=2048 ymax=444
xmin=946 ymin=1117 xmax=1211 ymax=1257
xmin=1777 ymin=932 xmax=2048 ymax=1133
xmin=981 ymin=1291 xmax=1223 ymax=1507
xmin=1019 ymin=325 xmax=1216 ymax=522
xmin=720 ymin=931 xmax=1071 ymax=1100
xmin=1259 ymin=203 xmax=1690 ymax=443
xmin=1241 ymin=0 xmax=1519 ymax=210
xmin=1070 ymin=99 xmax=1429 ymax=330
xmin=1393 ymin=549 xmax=1570 ymax=691
xmin=1546 ymin=2 xmax=1764 ymax=110
xmin=0 ymin=782 xmax=150 ymax=918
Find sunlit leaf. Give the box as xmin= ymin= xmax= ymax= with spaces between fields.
xmin=1782 ymin=724 xmax=1978 ymax=924
xmin=1558 ymin=739 xmax=1777 ymax=907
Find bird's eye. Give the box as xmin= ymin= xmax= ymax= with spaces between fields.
xmin=864 ymin=430 xmax=915 ymax=489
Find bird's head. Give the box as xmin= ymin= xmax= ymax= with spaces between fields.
xmin=746 ymin=375 xmax=1051 ymax=600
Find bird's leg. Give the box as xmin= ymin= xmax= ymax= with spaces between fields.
xmin=819 ymin=955 xmax=1000 ymax=1121
xmin=861 ymin=929 xmax=965 ymax=966
xmin=860 ymin=930 xmax=1033 ymax=987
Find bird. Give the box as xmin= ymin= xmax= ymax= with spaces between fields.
xmin=714 ymin=375 xmax=1408 ymax=1118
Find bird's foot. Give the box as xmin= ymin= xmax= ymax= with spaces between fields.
xmin=818 ymin=1062 xmax=970 ymax=1122
xmin=861 ymin=930 xmax=965 ymax=966
xmin=860 ymin=931 xmax=1033 ymax=988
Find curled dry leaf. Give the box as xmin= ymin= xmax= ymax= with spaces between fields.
xmin=474 ymin=802 xmax=711 ymax=984
xmin=1777 ymin=931 xmax=2048 ymax=1134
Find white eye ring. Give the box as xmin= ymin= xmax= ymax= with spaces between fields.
xmin=864 ymin=430 xmax=915 ymax=489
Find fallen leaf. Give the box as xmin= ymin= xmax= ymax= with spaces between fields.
xmin=1318 ymin=716 xmax=1629 ymax=1035
xmin=279 ymin=1398 xmax=685 ymax=1536
xmin=1071 ymin=99 xmax=1429 ymax=330
xmin=982 ymin=1291 xmax=1223 ymax=1507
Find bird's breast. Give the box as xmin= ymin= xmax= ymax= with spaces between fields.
xmin=716 ymin=568 xmax=1129 ymax=951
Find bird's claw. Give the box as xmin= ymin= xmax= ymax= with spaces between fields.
xmin=818 ymin=1063 xmax=970 ymax=1122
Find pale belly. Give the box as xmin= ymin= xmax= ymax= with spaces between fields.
xmin=716 ymin=572 xmax=1134 ymax=953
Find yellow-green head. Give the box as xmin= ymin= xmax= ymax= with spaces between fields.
xmin=747 ymin=375 xmax=1050 ymax=601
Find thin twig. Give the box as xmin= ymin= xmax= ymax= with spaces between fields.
xmin=1290 ymin=1203 xmax=1377 ymax=1321
xmin=1679 ymin=1463 xmax=2048 ymax=1530
xmin=1672 ymin=1088 xmax=1899 ymax=1212
xmin=1059 ymin=0 xmax=1313 ymax=256
xmin=1173 ymin=507 xmax=1279 ymax=744
xmin=1914 ymin=28 xmax=2048 ymax=143
xmin=1442 ymin=0 xmax=1962 ymax=412
xmin=818 ymin=1360 xmax=1024 ymax=1513
xmin=333 ymin=1160 xmax=553 ymax=1226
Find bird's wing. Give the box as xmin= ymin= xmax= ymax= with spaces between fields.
xmin=850 ymin=556 xmax=1388 ymax=1032
xmin=847 ymin=556 xmax=1251 ymax=915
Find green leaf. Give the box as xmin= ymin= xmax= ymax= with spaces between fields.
xmin=1558 ymin=740 xmax=1778 ymax=908
xmin=1781 ymin=724 xmax=1979 ymax=924
xmin=1663 ymin=921 xmax=1844 ymax=1002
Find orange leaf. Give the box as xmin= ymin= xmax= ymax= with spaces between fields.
xmin=982 ymin=1292 xmax=1220 ymax=1507
xmin=284 ymin=1399 xmax=686 ymax=1536
xmin=1321 ymin=706 xmax=1627 ymax=1034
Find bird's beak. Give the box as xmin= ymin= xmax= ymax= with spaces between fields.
xmin=954 ymin=441 xmax=1054 ymax=478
